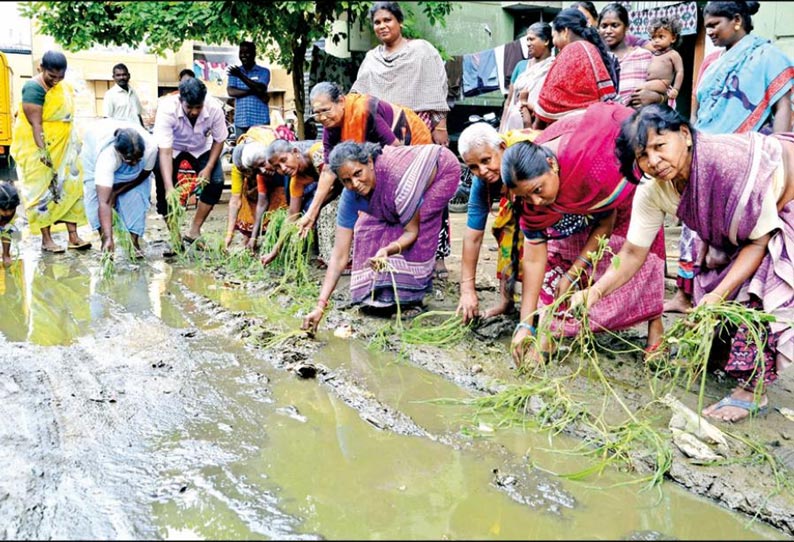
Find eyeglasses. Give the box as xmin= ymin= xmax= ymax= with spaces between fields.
xmin=312 ymin=107 xmax=333 ymax=119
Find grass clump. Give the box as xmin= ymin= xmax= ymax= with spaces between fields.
xmin=401 ymin=310 xmax=472 ymax=348
xmin=165 ymin=180 xmax=200 ymax=254
xmin=111 ymin=210 xmax=138 ymax=260
xmin=646 ymin=301 xmax=775 ymax=412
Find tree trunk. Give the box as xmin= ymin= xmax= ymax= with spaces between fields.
xmin=291 ymin=38 xmax=308 ymax=140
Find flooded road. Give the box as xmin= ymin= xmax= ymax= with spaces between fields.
xmin=0 ymin=234 xmax=789 ymax=540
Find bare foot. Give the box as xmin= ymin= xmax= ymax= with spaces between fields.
xmin=646 ymin=317 xmax=664 ymax=347
xmin=702 ymin=388 xmax=768 ymax=422
xmin=644 ymin=317 xmax=665 ymax=362
xmin=663 ymin=289 xmax=692 ymax=313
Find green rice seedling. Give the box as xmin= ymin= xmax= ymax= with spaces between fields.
xmin=257 ymin=208 xmax=317 ymax=303
xmin=255 ymin=328 xmax=308 ymax=350
xmin=259 ymin=208 xmax=289 ymax=254
xmin=465 ymin=377 xmax=588 ymax=435
xmin=646 ymin=301 xmax=776 ymax=414
xmin=99 ymin=251 xmax=115 ymax=280
xmin=557 ymin=416 xmax=673 ymax=490
xmin=451 ymin=236 xmax=676 ymax=489
xmin=111 ymin=210 xmax=138 ymax=260
xmin=720 ymin=427 xmax=794 ymax=498
xmin=165 ymin=185 xmax=189 ymax=253
xmin=368 ymin=321 xmax=400 ymax=353
xmin=400 ymin=310 xmax=472 ymax=348
xmin=369 ymin=255 xmax=403 ymax=326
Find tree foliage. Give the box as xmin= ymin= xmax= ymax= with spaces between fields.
xmin=19 ymin=1 xmax=455 ymax=137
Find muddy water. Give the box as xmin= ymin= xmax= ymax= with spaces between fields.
xmin=0 ymin=247 xmax=787 ymax=540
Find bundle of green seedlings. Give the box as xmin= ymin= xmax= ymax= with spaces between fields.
xmin=189 ymin=232 xmax=269 ymax=283
xmin=165 ymin=181 xmax=200 ymax=254
xmin=444 ymin=237 xmax=676 ymax=489
xmin=258 ymin=208 xmax=317 ymax=302
xmin=645 ymin=301 xmax=775 ymax=412
xmin=100 ymin=210 xmax=140 ymax=279
xmin=453 ymin=236 xmax=791 ymax=497
xmin=367 ymin=254 xmax=472 ymax=354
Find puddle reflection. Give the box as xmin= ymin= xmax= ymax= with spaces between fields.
xmin=0 ymin=250 xmax=179 ymax=345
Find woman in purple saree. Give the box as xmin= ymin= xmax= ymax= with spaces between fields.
xmin=574 ymin=105 xmax=794 ymax=423
xmin=302 ymin=141 xmax=459 ymax=331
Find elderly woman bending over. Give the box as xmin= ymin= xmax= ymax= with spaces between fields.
xmin=574 ymin=104 xmax=794 ymax=423
xmin=225 ymin=127 xmax=288 ymax=250
xmin=456 ymin=122 xmax=539 ymax=323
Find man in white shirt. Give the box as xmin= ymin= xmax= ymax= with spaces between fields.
xmin=104 ymin=63 xmax=144 ymax=126
xmin=81 ymin=118 xmax=157 ymax=257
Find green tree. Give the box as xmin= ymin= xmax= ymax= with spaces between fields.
xmin=20 ymin=1 xmax=454 ymax=138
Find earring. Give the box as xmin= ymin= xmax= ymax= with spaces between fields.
xmin=734 ymin=24 xmax=741 ymax=30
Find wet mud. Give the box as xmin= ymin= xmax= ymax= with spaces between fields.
xmin=1 ymin=207 xmax=792 ymax=539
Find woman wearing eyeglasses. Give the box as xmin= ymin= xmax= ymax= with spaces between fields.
xmin=296 ymin=81 xmax=431 ymax=267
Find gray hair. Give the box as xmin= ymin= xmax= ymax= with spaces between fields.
xmin=309 ymin=81 xmax=344 ymax=103
xmin=328 ymin=141 xmax=382 ymax=176
xmin=240 ymin=141 xmax=269 ymax=170
xmin=264 ymin=139 xmax=296 ymax=163
xmin=458 ymin=122 xmax=502 ymax=157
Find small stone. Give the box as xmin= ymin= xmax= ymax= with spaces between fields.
xmin=470 ymin=364 xmax=483 ymax=374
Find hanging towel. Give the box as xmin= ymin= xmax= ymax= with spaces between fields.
xmin=463 ymin=49 xmax=500 ymax=97
xmin=445 ymin=55 xmax=463 ymax=106
xmin=494 ymin=44 xmax=506 ymax=94
xmin=503 ymin=39 xmax=526 ymax=89
xmin=462 ymin=52 xmax=480 ymax=97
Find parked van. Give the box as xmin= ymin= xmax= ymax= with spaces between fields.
xmin=0 ymin=51 xmax=12 ymax=168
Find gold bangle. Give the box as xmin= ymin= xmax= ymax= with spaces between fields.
xmin=659 ymin=93 xmax=666 ymax=104
xmin=434 ymin=126 xmax=447 ymax=131
xmin=460 ymin=276 xmax=475 ymax=284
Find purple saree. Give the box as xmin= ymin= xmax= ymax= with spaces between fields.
xmin=350 ymin=145 xmax=459 ymax=307
xmin=678 ymin=132 xmax=794 ymax=385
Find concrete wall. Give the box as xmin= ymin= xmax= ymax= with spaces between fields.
xmin=28 ymin=30 xmax=297 ymax=128
xmin=339 ymin=2 xmax=564 ymax=107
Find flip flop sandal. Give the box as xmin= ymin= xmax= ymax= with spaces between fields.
xmin=42 ymin=245 xmax=66 ymax=254
xmin=394 ymin=305 xmax=426 ymax=321
xmin=183 ymin=236 xmax=207 ymax=251
xmin=434 ymin=268 xmax=449 ymax=280
xmin=706 ymin=395 xmax=769 ymax=422
xmin=67 ymin=241 xmax=92 ymax=250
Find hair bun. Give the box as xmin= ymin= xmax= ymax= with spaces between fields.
xmin=742 ymin=1 xmax=761 ymax=15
